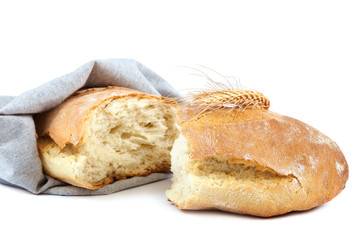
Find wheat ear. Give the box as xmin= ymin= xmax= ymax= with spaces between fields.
xmin=178 ymin=66 xmax=270 ymax=121
xmin=189 ymin=89 xmax=270 ymax=110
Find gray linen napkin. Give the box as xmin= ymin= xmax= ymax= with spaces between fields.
xmin=0 ymin=59 xmax=179 ymax=195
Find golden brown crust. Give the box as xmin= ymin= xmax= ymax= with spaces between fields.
xmin=35 ymin=86 xmax=177 ymax=148
xmin=88 ymin=164 xmax=171 ymax=190
xmin=177 ymin=105 xmax=349 ymax=216
xmin=45 ymin=164 xmax=171 ymax=190
xmin=176 ymin=105 xmax=280 ymax=126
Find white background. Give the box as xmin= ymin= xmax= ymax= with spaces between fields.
xmin=0 ymin=1 xmax=359 ymax=239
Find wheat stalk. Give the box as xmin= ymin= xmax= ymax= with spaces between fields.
xmin=189 ymin=89 xmax=269 ymax=109
xmin=178 ymin=66 xmax=270 ymax=121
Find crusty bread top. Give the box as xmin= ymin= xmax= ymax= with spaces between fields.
xmin=177 ymin=105 xmax=349 ymax=205
xmin=176 ymin=105 xmax=281 ymax=126
xmin=35 ymin=86 xmax=177 ymax=149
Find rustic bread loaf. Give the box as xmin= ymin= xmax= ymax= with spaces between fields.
xmin=35 ymin=86 xmax=179 ymax=190
xmin=166 ymin=90 xmax=348 ymax=217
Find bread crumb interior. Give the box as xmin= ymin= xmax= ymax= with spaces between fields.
xmin=166 ymin=134 xmax=295 ymax=208
xmin=38 ymin=97 xmax=179 ymax=188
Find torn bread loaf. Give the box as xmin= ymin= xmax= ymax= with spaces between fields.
xmin=166 ymin=90 xmax=348 ymax=217
xmin=35 ymin=86 xmax=179 ymax=190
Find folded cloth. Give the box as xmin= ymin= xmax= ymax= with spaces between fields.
xmin=0 ymin=59 xmax=179 ymax=195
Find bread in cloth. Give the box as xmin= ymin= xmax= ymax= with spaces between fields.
xmin=35 ymin=86 xmax=179 ymax=190
xmin=166 ymin=91 xmax=348 ymax=217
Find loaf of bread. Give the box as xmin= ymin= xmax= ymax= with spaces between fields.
xmin=166 ymin=90 xmax=348 ymax=217
xmin=35 ymin=86 xmax=179 ymax=190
